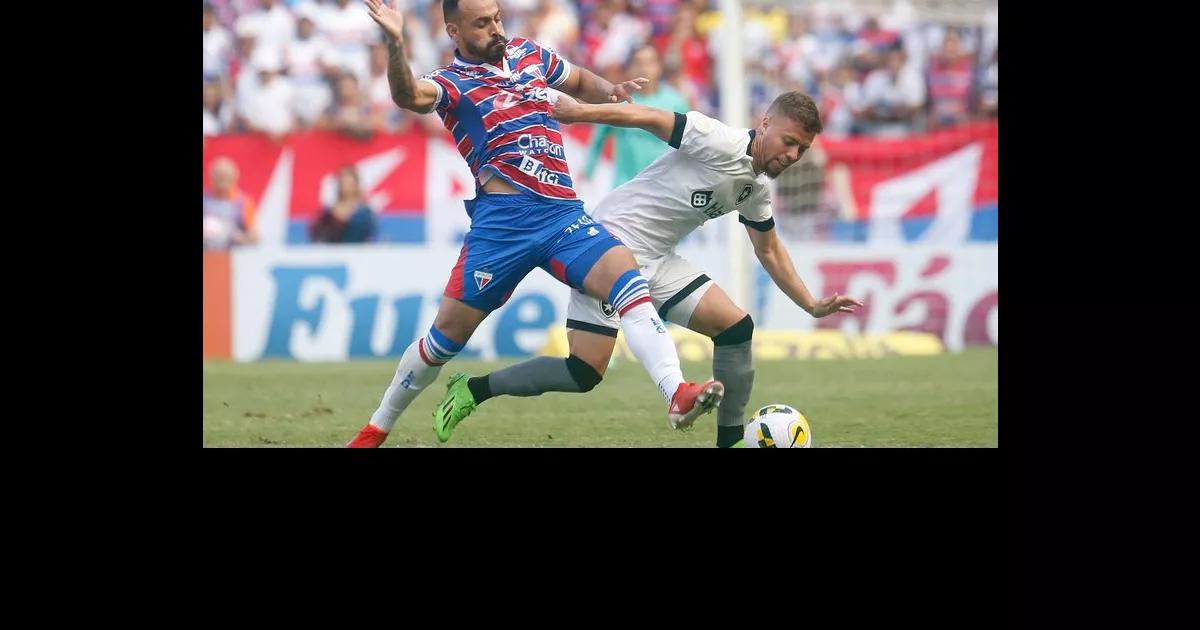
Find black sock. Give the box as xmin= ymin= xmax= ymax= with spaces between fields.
xmin=467 ymin=376 xmax=493 ymax=404
xmin=717 ymin=425 xmax=743 ymax=448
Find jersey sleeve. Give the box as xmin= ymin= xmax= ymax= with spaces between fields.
xmin=530 ymin=38 xmax=573 ymax=87
xmin=668 ymin=111 xmax=750 ymax=169
xmin=419 ymin=69 xmax=459 ymax=113
xmin=738 ymin=186 xmax=775 ymax=231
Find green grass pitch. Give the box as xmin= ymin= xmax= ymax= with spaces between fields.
xmin=203 ymin=348 xmax=997 ymax=447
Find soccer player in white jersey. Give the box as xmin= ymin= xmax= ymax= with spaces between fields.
xmin=434 ymin=90 xmax=862 ymax=447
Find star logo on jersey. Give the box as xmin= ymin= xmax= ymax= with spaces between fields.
xmin=473 ymin=270 xmax=494 ymax=290
xmin=691 ymin=190 xmax=714 ymax=208
xmin=599 ymin=300 xmax=617 ymax=319
xmin=737 ymin=184 xmax=753 ymax=205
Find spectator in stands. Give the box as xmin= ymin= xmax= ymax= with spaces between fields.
xmin=204 ymin=157 xmax=259 ymax=250
xmin=232 ymin=17 xmax=261 ymax=128
xmin=235 ymin=0 xmax=296 ymax=62
xmin=366 ymin=42 xmax=405 ymax=132
xmin=583 ymin=43 xmax=690 ymax=187
xmin=817 ymin=63 xmax=864 ymax=138
xmin=579 ymin=0 xmax=613 ymax=70
xmin=851 ymin=14 xmax=898 ymax=75
xmin=239 ymin=48 xmax=295 ymax=140
xmin=205 ymin=0 xmax=997 ymax=140
xmin=777 ymin=12 xmax=819 ymax=96
xmin=204 ymin=79 xmax=235 ymax=137
xmin=527 ymin=0 xmax=579 ymax=54
xmin=859 ymin=47 xmax=925 ymax=137
xmin=321 ymin=0 xmax=379 ymax=86
xmin=927 ymin=29 xmax=974 ymax=129
xmin=662 ymin=3 xmax=712 ymax=112
xmin=658 ymin=52 xmax=695 ymax=109
xmin=321 ymin=72 xmax=382 ymax=140
xmin=309 ymin=165 xmax=377 ymax=243
xmin=638 ymin=0 xmax=678 ymax=51
xmin=979 ymin=47 xmax=997 ymax=119
xmin=204 ymin=2 xmax=235 ymax=81
xmin=285 ymin=6 xmax=338 ymax=129
xmin=400 ymin=2 xmax=440 ymax=76
xmin=590 ymin=0 xmax=650 ymax=80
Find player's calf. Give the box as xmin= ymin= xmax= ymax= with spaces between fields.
xmin=348 ymin=324 xmax=468 ymax=447
xmin=467 ymin=354 xmax=604 ymax=404
xmin=711 ymin=314 xmax=755 ymax=448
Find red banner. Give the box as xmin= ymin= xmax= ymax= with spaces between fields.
xmin=820 ymin=121 xmax=997 ymax=220
xmin=202 ymin=124 xmax=992 ymax=240
xmin=203 ymin=130 xmax=429 ymax=220
xmin=202 ymin=126 xmax=602 ymax=223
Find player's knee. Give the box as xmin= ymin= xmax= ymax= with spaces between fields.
xmin=566 ymin=354 xmax=604 ymax=392
xmin=712 ymin=314 xmax=754 ymax=346
xmin=430 ymin=317 xmax=471 ymax=345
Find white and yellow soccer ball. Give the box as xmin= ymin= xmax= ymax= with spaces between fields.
xmin=744 ymin=404 xmax=812 ymax=448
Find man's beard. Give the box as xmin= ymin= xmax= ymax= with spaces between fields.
xmin=466 ymin=37 xmax=507 ymax=63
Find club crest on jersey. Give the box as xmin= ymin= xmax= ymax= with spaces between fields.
xmin=474 ymin=270 xmax=494 ymax=290
xmin=600 ymin=299 xmax=617 ymax=319
xmin=691 ymin=190 xmax=714 ymax=208
xmin=737 ymin=184 xmax=753 ymax=205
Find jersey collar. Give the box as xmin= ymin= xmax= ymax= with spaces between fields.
xmin=453 ymin=48 xmax=511 ymax=78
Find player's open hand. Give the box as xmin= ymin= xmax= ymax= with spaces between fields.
xmin=810 ymin=293 xmax=864 ymax=318
xmin=610 ymin=77 xmax=650 ymax=103
xmin=364 ymin=0 xmax=405 ymax=42
xmin=551 ymin=91 xmax=586 ymax=124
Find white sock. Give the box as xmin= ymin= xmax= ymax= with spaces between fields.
xmin=619 ymin=301 xmax=685 ymax=404
xmin=368 ymin=337 xmax=445 ymax=432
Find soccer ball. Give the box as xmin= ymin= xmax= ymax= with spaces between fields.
xmin=744 ymin=404 xmax=812 ymax=448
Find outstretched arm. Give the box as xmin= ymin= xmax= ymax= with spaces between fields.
xmin=363 ymin=0 xmax=439 ymax=113
xmin=745 ymin=225 xmax=863 ymax=318
xmin=552 ymin=93 xmax=678 ymax=143
xmin=556 ymin=66 xmax=648 ymax=104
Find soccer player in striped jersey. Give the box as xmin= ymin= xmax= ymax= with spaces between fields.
xmin=347 ymin=0 xmax=722 ymax=447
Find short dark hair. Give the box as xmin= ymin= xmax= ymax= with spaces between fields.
xmin=443 ymin=0 xmax=460 ymax=22
xmin=767 ymin=91 xmax=823 ymax=134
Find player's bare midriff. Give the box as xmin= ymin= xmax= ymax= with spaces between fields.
xmin=481 ymin=176 xmax=520 ymax=194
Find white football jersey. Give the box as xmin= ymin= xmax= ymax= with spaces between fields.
xmin=592 ymin=110 xmax=774 ymax=259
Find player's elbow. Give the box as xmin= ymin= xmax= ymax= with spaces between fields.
xmin=392 ymin=93 xmax=431 ymax=114
xmin=753 ymin=244 xmax=778 ymax=266
xmin=391 ymin=94 xmax=413 ymax=112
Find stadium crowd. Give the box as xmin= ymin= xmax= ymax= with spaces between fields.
xmin=204 ymin=0 xmax=997 ymax=141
